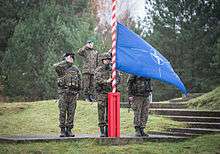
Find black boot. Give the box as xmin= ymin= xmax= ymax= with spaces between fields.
xmin=85 ymin=94 xmax=92 ymax=102
xmin=60 ymin=127 xmax=66 ymax=137
xmin=100 ymin=126 xmax=105 ymax=137
xmin=135 ymin=126 xmax=142 ymax=137
xmin=66 ymin=128 xmax=75 ymax=137
xmin=89 ymin=94 xmax=95 ymax=102
xmin=140 ymin=127 xmax=149 ymax=137
xmin=104 ymin=126 xmax=108 ymax=137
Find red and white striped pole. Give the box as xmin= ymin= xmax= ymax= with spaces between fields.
xmin=111 ymin=0 xmax=117 ymax=93
xmin=108 ymin=0 xmax=120 ymax=137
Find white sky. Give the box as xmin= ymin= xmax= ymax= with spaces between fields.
xmin=97 ymin=0 xmax=148 ymax=24
xmin=96 ymin=0 xmax=152 ymax=34
xmin=130 ymin=0 xmax=146 ymax=20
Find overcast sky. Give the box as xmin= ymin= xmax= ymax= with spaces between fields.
xmin=97 ymin=0 xmax=148 ymax=24
xmin=130 ymin=0 xmax=146 ymax=20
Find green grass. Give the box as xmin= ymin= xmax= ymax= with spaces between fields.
xmin=0 ymin=134 xmax=220 ymax=154
xmin=0 ymin=100 xmax=219 ymax=153
xmin=188 ymin=86 xmax=220 ymax=110
xmin=0 ymin=100 xmax=183 ymax=136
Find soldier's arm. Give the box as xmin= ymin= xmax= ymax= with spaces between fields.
xmin=77 ymin=68 xmax=82 ymax=91
xmin=149 ymin=79 xmax=153 ymax=92
xmin=95 ymin=69 xmax=109 ymax=85
xmin=96 ymin=52 xmax=99 ymax=67
xmin=116 ymin=71 xmax=121 ymax=85
xmin=53 ymin=61 xmax=66 ymax=77
xmin=77 ymin=46 xmax=87 ymax=57
xmin=127 ymin=75 xmax=135 ymax=96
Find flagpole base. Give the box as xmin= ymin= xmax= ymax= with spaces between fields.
xmin=108 ymin=92 xmax=120 ymax=137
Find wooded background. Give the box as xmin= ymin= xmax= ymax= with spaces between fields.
xmin=0 ymin=0 xmax=219 ymax=101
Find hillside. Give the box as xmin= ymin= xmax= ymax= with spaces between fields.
xmin=188 ymin=86 xmax=220 ymax=110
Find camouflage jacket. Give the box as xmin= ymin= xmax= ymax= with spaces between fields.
xmin=54 ymin=61 xmax=82 ymax=94
xmin=127 ymin=75 xmax=152 ymax=97
xmin=95 ymin=64 xmax=120 ymax=94
xmin=78 ymin=46 xmax=99 ymax=74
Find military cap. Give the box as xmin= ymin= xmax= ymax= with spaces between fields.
xmin=100 ymin=52 xmax=111 ymax=61
xmin=86 ymin=40 xmax=93 ymax=43
xmin=63 ymin=52 xmax=75 ymax=59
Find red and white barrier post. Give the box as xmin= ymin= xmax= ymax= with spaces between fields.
xmin=108 ymin=0 xmax=120 ymax=137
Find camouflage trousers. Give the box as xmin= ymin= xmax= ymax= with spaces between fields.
xmin=58 ymin=92 xmax=77 ymax=129
xmin=97 ymin=93 xmax=108 ymax=127
xmin=82 ymin=73 xmax=95 ymax=98
xmin=131 ymin=96 xmax=150 ymax=128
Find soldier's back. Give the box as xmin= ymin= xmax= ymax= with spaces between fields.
xmin=128 ymin=76 xmax=151 ymax=97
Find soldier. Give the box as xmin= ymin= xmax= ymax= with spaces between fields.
xmin=78 ymin=40 xmax=99 ymax=102
xmin=97 ymin=49 xmax=111 ymax=67
xmin=127 ymin=75 xmax=152 ymax=137
xmin=54 ymin=52 xmax=82 ymax=137
xmin=94 ymin=53 xmax=113 ymax=137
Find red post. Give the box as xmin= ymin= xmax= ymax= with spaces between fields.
xmin=115 ymin=93 xmax=120 ymax=137
xmin=108 ymin=92 xmax=120 ymax=137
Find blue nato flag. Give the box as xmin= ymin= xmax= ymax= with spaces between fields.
xmin=116 ymin=22 xmax=187 ymax=94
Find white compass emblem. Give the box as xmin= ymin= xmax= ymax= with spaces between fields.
xmin=150 ymin=50 xmax=165 ymax=65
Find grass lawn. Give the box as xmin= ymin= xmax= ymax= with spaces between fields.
xmin=0 ymin=100 xmax=219 ymax=154
xmin=0 ymin=100 xmax=184 ymax=136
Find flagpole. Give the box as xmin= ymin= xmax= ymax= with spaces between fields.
xmin=111 ymin=0 xmax=117 ymax=93
xmin=108 ymin=0 xmax=120 ymax=137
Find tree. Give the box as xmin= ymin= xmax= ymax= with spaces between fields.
xmin=140 ymin=0 xmax=220 ymax=100
xmin=2 ymin=1 xmax=104 ymax=100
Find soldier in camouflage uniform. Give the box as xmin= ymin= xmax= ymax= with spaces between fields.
xmin=78 ymin=40 xmax=99 ymax=102
xmin=94 ymin=53 xmax=113 ymax=137
xmin=54 ymin=52 xmax=82 ymax=137
xmin=127 ymin=75 xmax=152 ymax=137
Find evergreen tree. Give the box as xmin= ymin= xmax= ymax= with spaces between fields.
xmin=1 ymin=1 xmax=104 ymax=100
xmin=141 ymin=0 xmax=220 ymax=100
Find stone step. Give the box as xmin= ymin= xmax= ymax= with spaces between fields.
xmin=165 ymin=115 xmax=220 ymax=123
xmin=184 ymin=122 xmax=220 ymax=129
xmin=149 ymin=109 xmax=220 ymax=117
xmin=168 ymin=128 xmax=220 ymax=134
xmin=148 ymin=131 xmax=197 ymax=137
xmin=0 ymin=134 xmax=188 ymax=144
xmin=120 ymin=102 xmax=188 ymax=109
xmin=169 ymin=93 xmax=204 ymax=103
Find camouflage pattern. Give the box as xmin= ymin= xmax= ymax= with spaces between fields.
xmin=54 ymin=60 xmax=82 ymax=129
xmin=127 ymin=75 xmax=152 ymax=128
xmin=94 ymin=64 xmax=112 ymax=127
xmin=78 ymin=46 xmax=99 ymax=74
xmin=58 ymin=93 xmax=77 ymax=128
xmin=131 ymin=96 xmax=150 ymax=128
xmin=95 ymin=65 xmax=112 ymax=94
xmin=96 ymin=93 xmax=108 ymax=127
xmin=127 ymin=75 xmax=152 ymax=97
xmin=82 ymin=73 xmax=95 ymax=99
xmin=78 ymin=46 xmax=98 ymax=98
